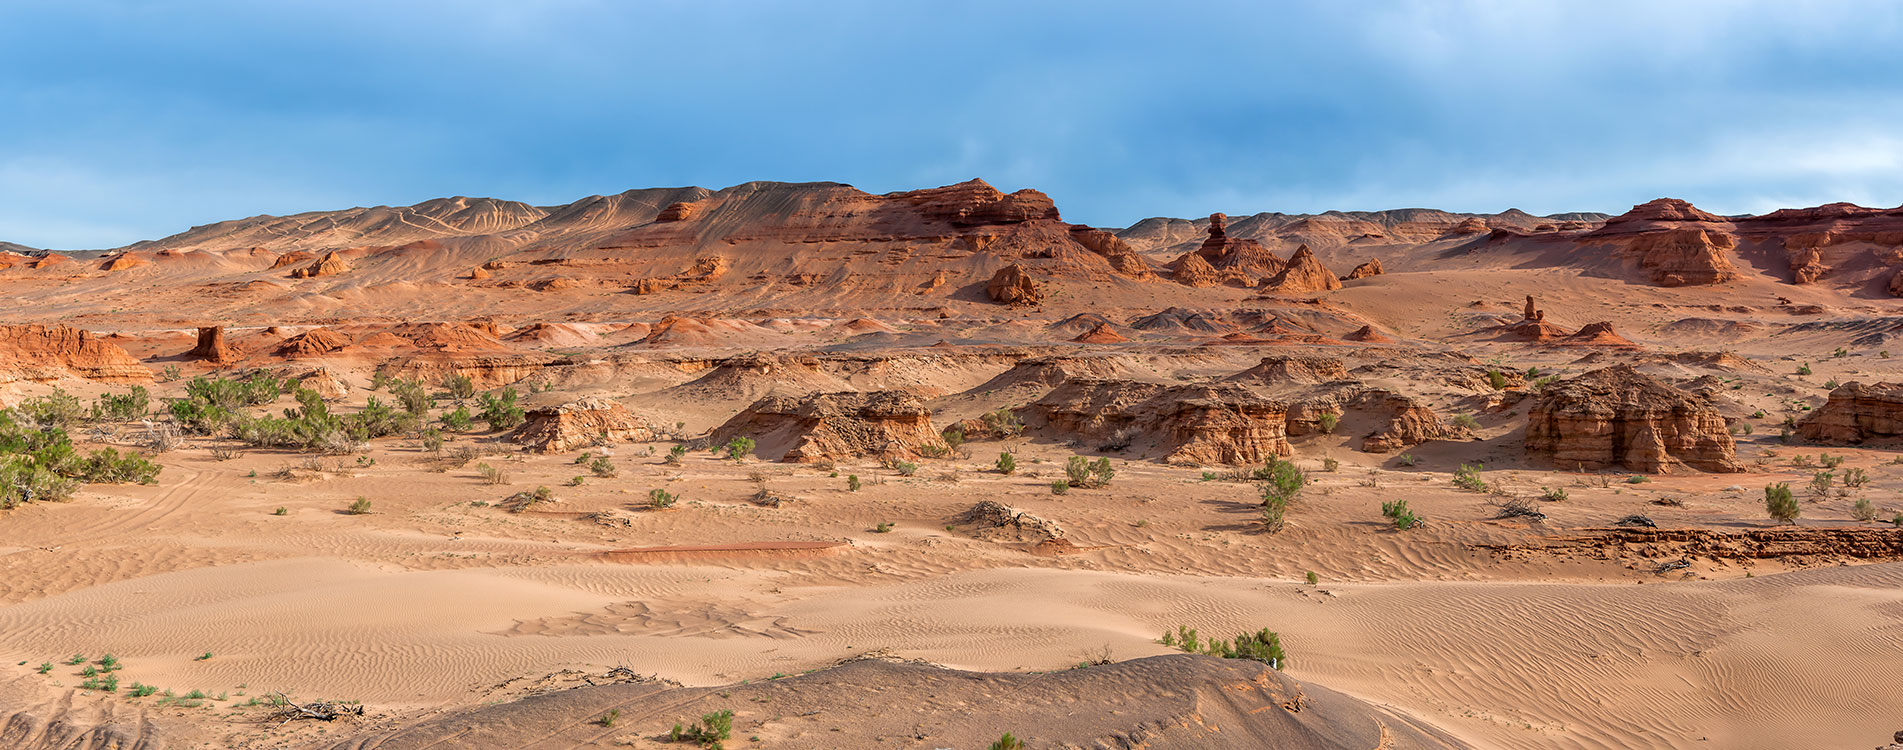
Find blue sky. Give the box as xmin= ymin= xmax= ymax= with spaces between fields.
xmin=4 ymin=0 xmax=1903 ymax=249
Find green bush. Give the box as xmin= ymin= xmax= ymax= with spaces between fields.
xmin=649 ymin=488 xmax=677 ymax=509
xmin=846 ymin=474 xmax=861 ymax=492
xmin=1381 ymin=499 xmax=1421 ymax=530
xmin=441 ymin=406 xmax=475 ymax=432
xmin=1453 ymin=463 xmax=1487 ymax=492
xmin=477 ymin=388 xmax=525 ymax=431
xmin=981 ymin=407 xmax=1024 ymax=437
xmin=1486 ymin=369 xmax=1508 ymax=390
xmin=996 ymin=451 xmax=1016 ymax=474
xmin=670 ymin=709 xmax=734 ymax=748
xmin=990 ymin=734 xmax=1024 ymax=750
xmin=1765 ymin=483 xmax=1799 ymax=524
xmin=90 ymin=386 xmax=150 ymax=423
xmin=346 ymin=497 xmax=373 ymax=515
xmin=1160 ymin=624 xmax=1287 ymax=668
xmin=587 ymin=455 xmax=617 ymax=478
xmin=1316 ymin=412 xmax=1339 ymax=434
xmin=1064 ymin=456 xmax=1115 ymax=488
xmin=724 ymin=436 xmax=755 ymax=462
xmin=1050 ymin=479 xmax=1068 ymax=495
xmin=442 ymin=373 xmax=476 ymax=401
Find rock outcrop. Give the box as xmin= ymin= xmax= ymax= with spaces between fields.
xmin=1260 ymin=245 xmax=1342 ymax=294
xmin=1585 ymin=200 xmax=1739 ymax=286
xmin=709 ymin=391 xmax=947 ymax=463
xmin=1525 ymin=365 xmax=1740 ymax=473
xmin=1795 ymin=382 xmax=1903 ymax=444
xmin=1071 ymin=323 xmax=1129 ymax=344
xmin=1342 ymin=258 xmax=1383 ymax=280
xmin=1344 ymin=325 xmax=1391 ymax=343
xmin=0 ymin=324 xmax=149 ymax=383
xmin=1027 ymin=379 xmax=1292 ymax=465
xmin=274 ymin=328 xmax=353 ymax=358
xmin=187 ymin=325 xmax=234 ymax=363
xmin=289 ymin=251 xmax=351 ymax=278
xmin=1558 ymin=322 xmax=1640 ymax=348
xmin=1360 ymin=391 xmax=1453 ymax=452
xmin=511 ymin=398 xmax=655 ymax=453
xmin=1234 ymin=356 xmax=1349 ymax=384
xmin=1889 ymin=267 xmax=1903 ymax=298
xmin=986 ymin=263 xmax=1044 ymax=306
xmin=1167 ymin=214 xmax=1284 ymax=287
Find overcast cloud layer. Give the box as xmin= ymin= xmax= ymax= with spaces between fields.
xmin=3 ymin=0 xmax=1902 ymax=248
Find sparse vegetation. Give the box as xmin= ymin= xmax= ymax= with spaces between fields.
xmin=724 ymin=436 xmax=755 ymax=462
xmin=981 ymin=407 xmax=1024 ymax=437
xmin=477 ymin=462 xmax=509 ymax=485
xmin=477 ymin=388 xmax=525 ymax=431
xmin=1049 ymin=479 xmax=1069 ymax=495
xmin=873 ymin=521 xmax=893 ymax=533
xmin=1852 ymin=496 xmax=1878 ymax=522
xmin=1452 ymin=412 xmax=1479 ymax=430
xmin=996 ymin=451 xmax=1017 ymax=475
xmin=503 ymin=486 xmax=554 ymax=512
xmin=587 ymin=454 xmax=617 ymax=478
xmin=1541 ymin=487 xmax=1568 ymax=502
xmin=1305 ymin=570 xmax=1319 ymax=585
xmin=649 ymin=488 xmax=678 ymax=509
xmin=669 ymin=708 xmax=734 ymax=748
xmin=345 ymin=497 xmax=373 ymax=515
xmin=846 ymin=474 xmax=862 ymax=492
xmin=1317 ymin=412 xmax=1339 ymax=434
xmin=1159 ymin=624 xmax=1287 ymax=668
xmin=665 ymin=444 xmax=687 ymax=465
xmin=989 ymin=733 xmax=1024 ymax=750
xmin=1486 ymin=369 xmax=1508 ymax=390
xmin=1064 ymin=456 xmax=1115 ymax=488
xmin=442 ymin=373 xmax=477 ymax=401
xmin=1381 ymin=499 xmax=1421 ymax=530
xmin=1453 ymin=462 xmax=1487 ymax=492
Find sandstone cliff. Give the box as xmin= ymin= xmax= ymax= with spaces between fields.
xmin=1525 ymin=365 xmax=1739 ymax=473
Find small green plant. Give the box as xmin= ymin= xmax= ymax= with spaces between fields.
xmin=996 ymin=451 xmax=1017 ymax=475
xmin=1316 ymin=412 xmax=1339 ymax=434
xmin=1486 ymin=369 xmax=1508 ymax=390
xmin=1844 ymin=467 xmax=1870 ymax=488
xmin=873 ymin=522 xmax=893 ymax=533
xmin=891 ymin=460 xmax=919 ymax=477
xmin=598 ymin=708 xmax=619 ymax=727
xmin=724 ymin=436 xmax=755 ymax=462
xmin=1808 ymin=470 xmax=1835 ymax=498
xmin=648 ymin=488 xmax=678 ymax=509
xmin=36 ymin=662 xmax=51 ymax=674
xmin=477 ymin=462 xmax=509 ymax=485
xmin=990 ymin=734 xmax=1024 ymax=750
xmin=669 ymin=708 xmax=734 ymax=748
xmin=1625 ymin=475 xmax=1648 ymax=484
xmin=442 ymin=373 xmax=477 ymax=400
xmin=1832 ymin=347 xmax=1849 ymax=358
xmin=846 ymin=474 xmax=862 ymax=492
xmin=195 ymin=652 xmax=212 ymax=661
xmin=1541 ymin=487 xmax=1568 ymax=502
xmin=129 ymin=682 xmax=157 ymax=697
xmin=159 ymin=364 xmax=182 ymax=382
xmin=98 ymin=653 xmax=119 ymax=671
xmin=665 ymin=444 xmax=687 ymax=465
xmin=1452 ymin=413 xmax=1479 ymax=430
xmin=1765 ymin=483 xmax=1799 ymax=525
xmin=1397 ymin=453 xmax=1418 ymax=467
xmin=1852 ymin=496 xmax=1878 ymax=522
xmin=477 ymin=388 xmax=526 ymax=431
xmin=1453 ymin=463 xmax=1487 ymax=492
xmin=1064 ymin=456 xmax=1115 ymax=488
xmin=981 ymin=407 xmax=1024 ymax=437
xmin=1321 ymin=456 xmax=1339 ymax=472
xmin=346 ymin=497 xmax=372 ymax=515
xmin=66 ymin=654 xmax=86 ymax=665
xmin=1796 ymin=363 xmax=1812 ymax=376
xmin=1304 ymin=571 xmax=1319 ymax=585
xmin=1050 ymin=479 xmax=1069 ymax=495
xmin=1381 ymin=499 xmax=1421 ymax=530
xmin=587 ymin=455 xmax=617 ymax=478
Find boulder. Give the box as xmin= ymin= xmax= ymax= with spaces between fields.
xmin=1889 ymin=267 xmax=1903 ymax=298
xmin=1026 ymin=379 xmax=1292 ymax=465
xmin=709 ymin=391 xmax=947 ymax=463
xmin=1359 ymin=391 xmax=1454 ymax=453
xmin=1525 ymin=365 xmax=1740 ymax=473
xmin=1795 ymin=382 xmax=1903 ymax=444
xmin=511 ymin=398 xmax=656 ymax=454
xmin=0 ymin=324 xmax=149 ymax=383
xmin=986 ymin=263 xmax=1044 ymax=306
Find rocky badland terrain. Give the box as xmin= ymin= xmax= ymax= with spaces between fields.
xmin=2 ymin=179 xmax=1902 ymax=749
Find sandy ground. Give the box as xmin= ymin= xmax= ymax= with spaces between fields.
xmin=0 ymin=431 xmax=1898 ymax=749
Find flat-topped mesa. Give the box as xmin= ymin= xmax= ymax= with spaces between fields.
xmin=1795 ymin=382 xmax=1903 ymax=444
xmin=1260 ymin=245 xmax=1343 ymax=294
xmin=510 ymin=398 xmax=655 ymax=454
xmin=709 ymin=390 xmax=948 ymax=463
xmin=1584 ymin=199 xmax=1738 ymax=287
xmin=0 ymin=324 xmax=150 ymax=384
xmin=1525 ymin=365 xmax=1740 ymax=473
xmin=887 ymin=179 xmax=1060 ymax=226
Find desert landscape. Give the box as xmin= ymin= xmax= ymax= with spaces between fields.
xmin=0 ymin=179 xmax=1900 ymax=749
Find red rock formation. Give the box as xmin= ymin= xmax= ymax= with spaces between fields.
xmin=0 ymin=324 xmax=149 ymax=383
xmin=1067 ymin=226 xmax=1155 ymax=280
xmin=1342 ymin=258 xmax=1383 ymax=280
xmin=655 ymin=201 xmax=703 ymax=222
xmin=510 ymin=398 xmax=656 ymax=453
xmin=1558 ymin=322 xmax=1640 ymax=348
xmin=188 ymin=325 xmax=234 ymax=363
xmin=274 ymin=328 xmax=353 ymax=358
xmin=1788 ymin=245 xmax=1826 ymax=284
xmin=1525 ymin=365 xmax=1740 ymax=473
xmin=1170 ymin=252 xmax=1223 ymax=288
xmin=99 ymin=252 xmax=149 ymax=271
xmin=889 ymin=179 xmax=1060 ymax=226
xmin=289 ymin=251 xmax=351 ymax=278
xmin=1167 ymin=214 xmax=1285 ymax=286
xmin=1891 ymin=267 xmax=1903 ymax=298
xmin=469 ymin=266 xmax=492 ymax=281
xmin=709 ymin=391 xmax=947 ymax=462
xmin=1359 ymin=391 xmax=1453 ymax=452
xmin=1260 ymin=245 xmax=1343 ymax=294
xmin=270 ymin=251 xmax=316 ymax=269
xmin=1026 ymin=379 xmax=1292 ymax=465
xmin=1795 ymin=382 xmax=1903 ymax=444
xmin=1523 ymin=295 xmax=1541 ymax=321
xmin=1234 ymin=355 xmax=1349 ymax=384
xmin=1072 ymin=323 xmax=1129 ymax=344
xmin=1585 ymin=200 xmax=1739 ymax=286
xmin=1344 ymin=325 xmax=1391 ymax=343
xmin=986 ymin=263 xmax=1044 ymax=306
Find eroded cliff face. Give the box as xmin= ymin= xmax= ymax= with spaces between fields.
xmin=1525 ymin=365 xmax=1739 ymax=473
xmin=711 ymin=390 xmax=947 ymax=463
xmin=0 ymin=324 xmax=149 ymax=384
xmin=1583 ymin=199 xmax=1739 ymax=286
xmin=511 ymin=398 xmax=655 ymax=454
xmin=1796 ymin=382 xmax=1903 ymax=444
xmin=1025 ymin=379 xmax=1293 ymax=465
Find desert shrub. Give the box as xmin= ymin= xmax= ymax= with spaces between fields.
xmin=1397 ymin=453 xmax=1419 ymax=467
xmin=477 ymin=462 xmax=509 ymax=485
xmin=1818 ymin=452 xmax=1844 ymax=469
xmin=1796 ymin=363 xmax=1812 ymax=375
xmin=1258 ymin=458 xmax=1305 ymax=507
xmin=990 ymin=734 xmax=1024 ymax=750
xmin=1452 ymin=413 xmax=1479 ymax=430
xmin=1844 ymin=467 xmax=1869 ymax=488
xmin=1489 ymin=495 xmax=1545 ymax=520
xmin=648 ymin=488 xmax=677 ymax=509
xmin=587 ymin=455 xmax=618 ymax=478
xmin=598 ymin=709 xmax=619 ymax=728
xmin=17 ymin=389 xmax=87 ymax=429
xmin=348 ymin=397 xmax=417 ymax=439
xmin=724 ymin=436 xmax=755 ymax=462
xmin=669 ymin=709 xmax=733 ymax=748
xmin=1764 ymin=483 xmax=1799 ymax=524
xmin=665 ymin=444 xmax=687 ymax=465
xmin=1064 ymin=456 xmax=1114 ymax=488
xmin=996 ymin=451 xmax=1016 ymax=475
xmin=846 ymin=474 xmax=861 ymax=492
xmin=1807 ymin=470 xmax=1835 ymax=498
xmin=1049 ymin=479 xmax=1068 ymax=495
xmin=1305 ymin=571 xmax=1319 ymax=585
xmin=1317 ymin=412 xmax=1339 ymax=434
xmin=419 ymin=428 xmax=445 ymax=453
xmin=917 ymin=443 xmax=950 ymax=459
xmin=503 ymin=486 xmax=554 ymax=512
xmin=1321 ymin=457 xmax=1340 ymax=472
xmin=70 ymin=448 xmax=161 ymax=484
xmin=477 ymin=388 xmax=525 ymax=431
xmin=891 ymin=460 xmax=919 ymax=477
xmin=981 ymin=407 xmax=1024 ymax=438
xmin=441 ymin=373 xmax=476 ymax=401
xmin=1541 ymin=486 xmax=1569 ymax=502
xmin=90 ymin=386 xmax=150 ymax=423
xmin=1381 ymin=499 xmax=1421 ymax=530
xmin=441 ymin=406 xmax=475 ymax=432
xmin=345 ymin=497 xmax=372 ymax=515
xmin=1452 ymin=462 xmax=1487 ymax=492
xmin=1852 ymin=496 xmax=1878 ymax=522
xmin=1161 ymin=624 xmax=1287 ymax=668
xmin=1486 ymin=369 xmax=1508 ymax=390
xmin=941 ymin=428 xmax=964 ymax=451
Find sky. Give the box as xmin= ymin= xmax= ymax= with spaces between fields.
xmin=4 ymin=0 xmax=1903 ymax=249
